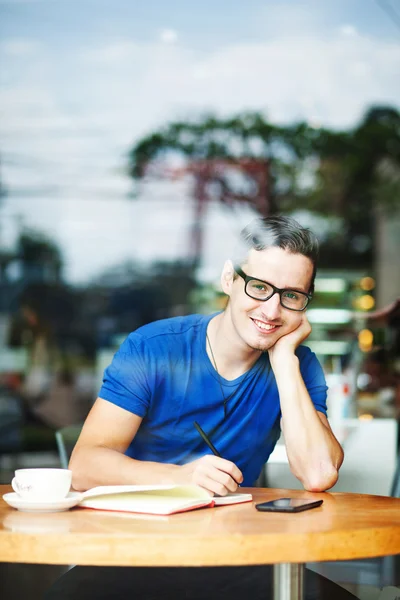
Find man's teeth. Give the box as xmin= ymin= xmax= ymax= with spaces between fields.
xmin=254 ymin=320 xmax=277 ymax=330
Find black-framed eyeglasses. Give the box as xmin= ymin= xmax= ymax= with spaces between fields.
xmin=234 ymin=266 xmax=312 ymax=312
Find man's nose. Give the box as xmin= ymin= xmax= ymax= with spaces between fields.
xmin=260 ymin=291 xmax=281 ymax=320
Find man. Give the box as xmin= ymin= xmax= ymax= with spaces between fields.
xmin=46 ymin=216 xmax=355 ymax=599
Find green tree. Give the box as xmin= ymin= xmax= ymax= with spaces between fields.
xmin=17 ymin=229 xmax=63 ymax=281
xmin=308 ymin=106 xmax=400 ymax=266
xmin=129 ymin=106 xmax=400 ymax=270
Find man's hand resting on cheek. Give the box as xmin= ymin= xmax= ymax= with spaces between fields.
xmin=268 ymin=314 xmax=312 ymax=364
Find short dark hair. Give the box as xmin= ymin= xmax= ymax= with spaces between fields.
xmin=234 ymin=215 xmax=319 ymax=294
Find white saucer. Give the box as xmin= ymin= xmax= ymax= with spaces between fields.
xmin=2 ymin=491 xmax=83 ymax=513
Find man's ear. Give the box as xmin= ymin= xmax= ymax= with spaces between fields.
xmin=221 ymin=260 xmax=235 ymax=295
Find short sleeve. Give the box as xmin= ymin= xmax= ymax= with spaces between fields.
xmin=297 ymin=345 xmax=328 ymax=416
xmin=98 ymin=334 xmax=151 ymax=417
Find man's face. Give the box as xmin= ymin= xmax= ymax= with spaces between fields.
xmin=222 ymin=246 xmax=314 ymax=352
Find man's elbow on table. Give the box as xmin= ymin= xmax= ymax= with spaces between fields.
xmin=68 ymin=446 xmax=94 ymax=492
xmin=301 ymin=465 xmax=340 ymax=492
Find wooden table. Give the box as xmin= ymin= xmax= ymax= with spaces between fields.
xmin=1 ymin=486 xmax=400 ymax=600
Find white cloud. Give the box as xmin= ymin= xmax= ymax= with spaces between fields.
xmin=2 ymin=28 xmax=399 ymax=144
xmin=159 ymin=29 xmax=178 ymax=44
xmin=77 ymin=29 xmax=399 ymax=129
xmin=339 ymin=24 xmax=358 ymax=37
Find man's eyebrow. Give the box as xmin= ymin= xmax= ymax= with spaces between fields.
xmin=281 ymin=285 xmax=309 ymax=293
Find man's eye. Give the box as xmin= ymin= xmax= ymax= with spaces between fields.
xmin=251 ymin=283 xmax=267 ymax=292
xmin=283 ymin=291 xmax=299 ymax=300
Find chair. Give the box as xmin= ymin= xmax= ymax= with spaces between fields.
xmin=307 ymin=446 xmax=400 ymax=590
xmin=0 ymin=386 xmax=58 ymax=478
xmin=390 ymin=450 xmax=400 ymax=497
xmin=55 ymin=423 xmax=83 ymax=469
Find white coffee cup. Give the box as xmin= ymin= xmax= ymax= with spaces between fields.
xmin=11 ymin=468 xmax=72 ymax=501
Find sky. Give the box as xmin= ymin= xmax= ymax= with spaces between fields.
xmin=0 ymin=0 xmax=399 ymax=283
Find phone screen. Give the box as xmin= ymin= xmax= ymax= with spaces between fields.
xmin=255 ymin=498 xmax=323 ymax=513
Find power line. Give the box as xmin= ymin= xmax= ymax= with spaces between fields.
xmin=375 ymin=0 xmax=400 ymax=32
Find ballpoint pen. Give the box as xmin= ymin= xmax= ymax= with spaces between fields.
xmin=193 ymin=421 xmax=222 ymax=457
xmin=193 ymin=421 xmax=241 ymax=486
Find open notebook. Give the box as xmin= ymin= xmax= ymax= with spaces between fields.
xmin=78 ymin=485 xmax=252 ymax=516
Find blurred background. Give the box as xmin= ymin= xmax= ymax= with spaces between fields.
xmin=0 ymin=0 xmax=399 ymax=486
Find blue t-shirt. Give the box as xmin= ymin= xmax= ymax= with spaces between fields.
xmin=99 ymin=313 xmax=328 ymax=486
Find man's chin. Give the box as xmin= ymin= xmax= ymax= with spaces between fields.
xmin=248 ymin=338 xmax=277 ymax=353
xmin=248 ymin=331 xmax=286 ymax=353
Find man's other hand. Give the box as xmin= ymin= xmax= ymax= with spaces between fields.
xmin=178 ymin=455 xmax=243 ymax=496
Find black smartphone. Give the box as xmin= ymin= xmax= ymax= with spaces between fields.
xmin=255 ymin=498 xmax=323 ymax=513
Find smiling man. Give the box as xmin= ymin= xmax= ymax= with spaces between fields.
xmin=47 ymin=215 xmax=355 ymax=600
xmin=211 ymin=224 xmax=344 ymax=492
xmin=69 ymin=215 xmax=343 ymax=495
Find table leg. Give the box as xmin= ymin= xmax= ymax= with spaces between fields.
xmin=273 ymin=563 xmax=304 ymax=600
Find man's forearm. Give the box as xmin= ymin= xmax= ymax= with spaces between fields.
xmin=272 ymin=354 xmax=344 ymax=491
xmin=70 ymin=445 xmax=181 ymax=492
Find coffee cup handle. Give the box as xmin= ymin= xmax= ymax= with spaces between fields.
xmin=11 ymin=478 xmax=20 ymax=494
